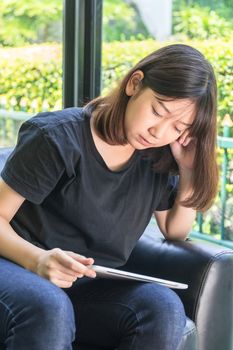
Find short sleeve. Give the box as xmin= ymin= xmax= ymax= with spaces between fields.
xmin=155 ymin=175 xmax=179 ymax=211
xmin=1 ymin=121 xmax=65 ymax=204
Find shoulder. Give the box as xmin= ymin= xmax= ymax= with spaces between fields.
xmin=13 ymin=107 xmax=88 ymax=177
xmin=26 ymin=107 xmax=85 ymax=132
xmin=20 ymin=107 xmax=88 ymax=152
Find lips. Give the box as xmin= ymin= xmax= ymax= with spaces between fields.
xmin=137 ymin=135 xmax=153 ymax=146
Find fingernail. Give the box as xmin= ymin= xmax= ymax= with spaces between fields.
xmin=89 ymin=272 xmax=96 ymax=278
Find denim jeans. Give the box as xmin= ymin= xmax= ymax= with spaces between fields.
xmin=0 ymin=257 xmax=186 ymax=350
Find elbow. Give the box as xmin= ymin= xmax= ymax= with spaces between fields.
xmin=164 ymin=232 xmax=188 ymax=241
xmin=162 ymin=225 xmax=190 ymax=241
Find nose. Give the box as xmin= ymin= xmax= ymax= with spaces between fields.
xmin=149 ymin=121 xmax=168 ymax=140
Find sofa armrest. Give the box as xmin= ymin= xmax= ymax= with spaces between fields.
xmin=122 ymin=230 xmax=233 ymax=350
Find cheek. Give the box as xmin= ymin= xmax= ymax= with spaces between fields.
xmin=167 ymin=131 xmax=181 ymax=143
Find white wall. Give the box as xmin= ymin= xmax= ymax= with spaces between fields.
xmin=129 ymin=0 xmax=172 ymax=41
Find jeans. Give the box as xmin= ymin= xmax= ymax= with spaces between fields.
xmin=0 ymin=257 xmax=186 ymax=350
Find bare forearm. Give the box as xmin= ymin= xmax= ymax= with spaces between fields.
xmin=0 ymin=216 xmax=96 ymax=288
xmin=165 ymin=171 xmax=196 ymax=239
xmin=165 ymin=204 xmax=196 ymax=240
xmin=0 ymin=216 xmax=44 ymax=272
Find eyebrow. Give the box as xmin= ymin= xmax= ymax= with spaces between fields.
xmin=153 ymin=94 xmax=171 ymax=114
xmin=153 ymin=94 xmax=193 ymax=126
xmin=158 ymin=100 xmax=170 ymax=114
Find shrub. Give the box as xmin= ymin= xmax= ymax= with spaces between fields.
xmin=172 ymin=3 xmax=233 ymax=40
xmin=0 ymin=44 xmax=62 ymax=112
xmin=0 ymin=0 xmax=62 ymax=47
xmin=103 ymin=0 xmax=150 ymax=42
xmin=0 ymin=40 xmax=233 ymax=131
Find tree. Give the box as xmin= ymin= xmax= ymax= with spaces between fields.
xmin=0 ymin=0 xmax=62 ymax=47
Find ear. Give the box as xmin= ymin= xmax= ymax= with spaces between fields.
xmin=125 ymin=70 xmax=144 ymax=96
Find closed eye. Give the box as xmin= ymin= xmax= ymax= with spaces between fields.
xmin=151 ymin=106 xmax=162 ymax=117
xmin=175 ymin=127 xmax=182 ymax=134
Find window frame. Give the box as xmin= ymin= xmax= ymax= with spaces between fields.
xmin=63 ymin=0 xmax=102 ymax=107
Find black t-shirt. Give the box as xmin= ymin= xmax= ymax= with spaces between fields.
xmin=1 ymin=107 xmax=178 ymax=267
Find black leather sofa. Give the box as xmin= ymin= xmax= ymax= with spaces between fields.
xmin=0 ymin=147 xmax=233 ymax=350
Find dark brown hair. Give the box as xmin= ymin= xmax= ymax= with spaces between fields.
xmin=86 ymin=44 xmax=218 ymax=211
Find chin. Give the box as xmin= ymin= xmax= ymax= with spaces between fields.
xmin=128 ymin=140 xmax=145 ymax=150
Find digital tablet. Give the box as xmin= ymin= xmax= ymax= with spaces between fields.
xmin=92 ymin=265 xmax=188 ymax=290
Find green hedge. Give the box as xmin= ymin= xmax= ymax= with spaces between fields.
xmin=172 ymin=4 xmax=233 ymax=40
xmin=0 ymin=44 xmax=62 ymax=112
xmin=0 ymin=40 xmax=233 ymax=133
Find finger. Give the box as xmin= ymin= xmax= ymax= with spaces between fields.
xmin=65 ymin=251 xmax=94 ymax=265
xmin=50 ymin=278 xmax=74 ymax=289
xmin=183 ymin=136 xmax=197 ymax=148
xmin=50 ymin=269 xmax=83 ymax=283
xmin=170 ymin=140 xmax=182 ymax=153
xmin=52 ymin=249 xmax=96 ymax=277
xmin=65 ymin=251 xmax=86 ymax=259
xmin=48 ymin=260 xmax=83 ymax=277
xmin=182 ymin=136 xmax=192 ymax=147
xmin=178 ymin=130 xmax=190 ymax=145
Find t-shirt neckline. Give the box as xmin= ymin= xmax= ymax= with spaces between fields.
xmin=83 ymin=110 xmax=138 ymax=174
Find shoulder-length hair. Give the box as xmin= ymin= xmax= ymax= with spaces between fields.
xmin=86 ymin=44 xmax=218 ymax=211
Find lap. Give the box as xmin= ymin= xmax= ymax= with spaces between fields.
xmin=65 ymin=276 xmax=182 ymax=309
xmin=65 ymin=277 xmax=184 ymax=347
xmin=0 ymin=258 xmax=185 ymax=349
xmin=0 ymin=257 xmax=65 ymax=299
xmin=0 ymin=257 xmax=75 ymax=349
xmin=0 ymin=256 xmax=72 ymax=321
xmin=0 ymin=258 xmax=181 ymax=310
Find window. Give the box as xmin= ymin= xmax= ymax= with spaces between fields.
xmin=0 ymin=0 xmax=63 ymax=146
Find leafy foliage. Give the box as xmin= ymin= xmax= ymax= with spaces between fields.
xmin=0 ymin=0 xmax=62 ymax=46
xmin=0 ymin=44 xmax=62 ymax=111
xmin=0 ymin=40 xmax=233 ymax=130
xmin=0 ymin=0 xmax=150 ymax=47
xmin=103 ymin=0 xmax=150 ymax=42
xmin=172 ymin=2 xmax=233 ymax=40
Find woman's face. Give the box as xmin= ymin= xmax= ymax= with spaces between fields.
xmin=124 ymin=87 xmax=196 ymax=150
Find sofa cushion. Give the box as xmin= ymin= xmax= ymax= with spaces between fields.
xmin=178 ymin=317 xmax=197 ymax=350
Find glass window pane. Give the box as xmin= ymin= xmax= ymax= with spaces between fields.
xmin=0 ymin=0 xmax=63 ymax=146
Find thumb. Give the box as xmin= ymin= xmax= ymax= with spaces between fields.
xmin=170 ymin=140 xmax=182 ymax=153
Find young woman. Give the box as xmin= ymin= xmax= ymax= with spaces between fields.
xmin=0 ymin=44 xmax=218 ymax=350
